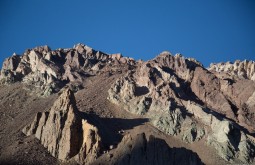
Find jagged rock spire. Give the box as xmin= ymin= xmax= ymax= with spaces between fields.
xmin=22 ymin=88 xmax=101 ymax=163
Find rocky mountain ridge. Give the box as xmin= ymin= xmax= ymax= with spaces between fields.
xmin=0 ymin=44 xmax=255 ymax=164
xmin=0 ymin=44 xmax=135 ymax=96
xmin=209 ymin=60 xmax=255 ymax=81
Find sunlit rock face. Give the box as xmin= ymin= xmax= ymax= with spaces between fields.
xmin=208 ymin=60 xmax=255 ymax=81
xmin=0 ymin=44 xmax=135 ymax=96
xmin=22 ymin=88 xmax=102 ymax=164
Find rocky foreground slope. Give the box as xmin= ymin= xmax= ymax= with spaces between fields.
xmin=0 ymin=44 xmax=255 ymax=164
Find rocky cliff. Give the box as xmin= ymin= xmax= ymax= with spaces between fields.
xmin=208 ymin=60 xmax=255 ymax=81
xmin=107 ymin=52 xmax=255 ymax=163
xmin=0 ymin=44 xmax=135 ymax=96
xmin=1 ymin=44 xmax=255 ymax=164
xmin=22 ymin=88 xmax=101 ymax=164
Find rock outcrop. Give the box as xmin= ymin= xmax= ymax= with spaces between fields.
xmin=208 ymin=61 xmax=255 ymax=133
xmin=111 ymin=133 xmax=203 ymax=165
xmin=108 ymin=52 xmax=201 ymax=135
xmin=208 ymin=60 xmax=255 ymax=81
xmin=187 ymin=101 xmax=255 ymax=162
xmin=190 ymin=67 xmax=235 ymax=119
xmin=0 ymin=44 xmax=135 ymax=96
xmin=108 ymin=52 xmax=255 ymax=163
xmin=22 ymin=88 xmax=101 ymax=164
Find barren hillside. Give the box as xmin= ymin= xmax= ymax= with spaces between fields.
xmin=0 ymin=44 xmax=254 ymax=165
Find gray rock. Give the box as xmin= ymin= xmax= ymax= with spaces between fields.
xmin=182 ymin=123 xmax=205 ymax=143
xmin=151 ymin=108 xmax=183 ymax=135
xmin=238 ymin=133 xmax=255 ymax=163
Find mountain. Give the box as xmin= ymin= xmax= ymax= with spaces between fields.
xmin=0 ymin=44 xmax=254 ymax=165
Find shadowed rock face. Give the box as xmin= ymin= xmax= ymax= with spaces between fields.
xmin=111 ymin=133 xmax=204 ymax=165
xmin=22 ymin=88 xmax=101 ymax=164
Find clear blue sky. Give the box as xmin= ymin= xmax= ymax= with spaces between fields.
xmin=0 ymin=0 xmax=255 ymax=67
